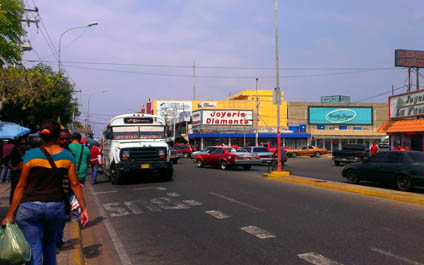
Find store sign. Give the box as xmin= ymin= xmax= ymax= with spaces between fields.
xmin=192 ymin=109 xmax=253 ymax=126
xmin=308 ymin=106 xmax=373 ymax=125
xmin=320 ymin=95 xmax=350 ymax=103
xmin=395 ymin=49 xmax=424 ymax=68
xmin=389 ymin=90 xmax=424 ymax=118
xmin=197 ymin=101 xmax=217 ymax=108
xmin=156 ymin=101 xmax=192 ymax=118
xmin=124 ymin=117 xmax=153 ymax=124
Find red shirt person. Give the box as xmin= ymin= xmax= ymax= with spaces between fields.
xmin=370 ymin=142 xmax=379 ymax=155
xmin=89 ymin=143 xmax=102 ymax=184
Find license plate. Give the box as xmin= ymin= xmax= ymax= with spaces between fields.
xmin=171 ymin=155 xmax=176 ymax=158
xmin=141 ymin=164 xmax=150 ymax=169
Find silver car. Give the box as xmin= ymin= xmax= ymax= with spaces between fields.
xmin=246 ymin=146 xmax=273 ymax=164
xmin=191 ymin=146 xmax=215 ymax=159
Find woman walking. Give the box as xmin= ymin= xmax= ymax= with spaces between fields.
xmin=2 ymin=121 xmax=88 ymax=265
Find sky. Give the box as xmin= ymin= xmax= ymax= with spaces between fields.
xmin=21 ymin=0 xmax=424 ymax=137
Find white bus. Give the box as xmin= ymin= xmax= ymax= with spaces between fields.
xmin=103 ymin=113 xmax=173 ymax=184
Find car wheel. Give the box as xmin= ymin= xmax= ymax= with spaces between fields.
xmin=220 ymin=161 xmax=228 ymax=170
xmin=346 ymin=169 xmax=359 ymax=184
xmin=242 ymin=165 xmax=251 ymax=170
xmin=334 ymin=161 xmax=340 ymax=166
xmin=314 ymin=152 xmax=321 ymax=158
xmin=183 ymin=153 xmax=189 ymax=158
xmin=291 ymin=152 xmax=297 ymax=158
xmin=396 ymin=174 xmax=413 ymax=191
xmin=197 ymin=159 xmax=204 ymax=168
xmin=110 ymin=163 xmax=123 ymax=185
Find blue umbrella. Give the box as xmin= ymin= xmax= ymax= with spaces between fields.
xmin=0 ymin=122 xmax=31 ymax=139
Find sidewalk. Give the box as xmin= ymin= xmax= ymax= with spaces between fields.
xmin=0 ymin=183 xmax=84 ymax=265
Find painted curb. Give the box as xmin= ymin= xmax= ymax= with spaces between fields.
xmin=71 ymin=220 xmax=85 ymax=265
xmin=263 ymin=174 xmax=424 ymax=206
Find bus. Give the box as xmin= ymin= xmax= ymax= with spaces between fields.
xmin=103 ymin=113 xmax=173 ymax=184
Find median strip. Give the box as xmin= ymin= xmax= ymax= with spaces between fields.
xmin=263 ymin=173 xmax=424 ymax=206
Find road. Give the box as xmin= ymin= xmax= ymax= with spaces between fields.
xmin=84 ymin=158 xmax=424 ymax=265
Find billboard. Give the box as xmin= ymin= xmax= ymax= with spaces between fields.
xmin=192 ymin=109 xmax=253 ymax=127
xmin=308 ymin=106 xmax=373 ymax=125
xmin=156 ymin=101 xmax=192 ymax=118
xmin=320 ymin=95 xmax=350 ymax=103
xmin=389 ymin=89 xmax=424 ymax=118
xmin=395 ymin=49 xmax=424 ymax=68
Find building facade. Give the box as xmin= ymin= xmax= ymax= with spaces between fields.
xmin=288 ymin=101 xmax=388 ymax=152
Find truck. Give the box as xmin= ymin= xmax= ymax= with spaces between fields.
xmin=332 ymin=143 xmax=369 ymax=166
xmin=102 ymin=113 xmax=173 ymax=184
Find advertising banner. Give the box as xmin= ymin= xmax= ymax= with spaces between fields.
xmin=389 ymin=89 xmax=424 ymax=118
xmin=395 ymin=49 xmax=424 ymax=68
xmin=197 ymin=102 xmax=217 ymax=108
xmin=156 ymin=101 xmax=192 ymax=118
xmin=193 ymin=109 xmax=253 ymax=127
xmin=308 ymin=106 xmax=373 ymax=125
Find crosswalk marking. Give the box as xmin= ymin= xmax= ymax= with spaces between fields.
xmin=240 ymin=226 xmax=276 ymax=239
xmin=166 ymin=192 xmax=181 ymax=197
xmin=298 ymin=252 xmax=343 ymax=265
xmin=133 ymin=187 xmax=167 ymax=191
xmin=205 ymin=210 xmax=230 ymax=219
xmin=93 ymin=190 xmax=117 ymax=195
xmin=182 ymin=200 xmax=202 ymax=206
xmin=371 ymin=248 xmax=424 ymax=265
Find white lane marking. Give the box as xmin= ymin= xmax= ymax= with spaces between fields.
xmin=205 ymin=210 xmax=231 ymax=219
xmin=166 ymin=192 xmax=181 ymax=197
xmin=240 ymin=226 xmax=276 ymax=239
xmin=209 ymin=192 xmax=263 ymax=212
xmin=371 ymin=248 xmax=424 ymax=265
xmin=141 ymin=201 xmax=162 ymax=212
xmin=103 ymin=203 xmax=130 ymax=217
xmin=89 ymin=185 xmax=133 ymax=265
xmin=182 ymin=200 xmax=202 ymax=206
xmin=133 ymin=186 xmax=167 ymax=191
xmin=93 ymin=190 xmax=118 ymax=195
xmin=298 ymin=252 xmax=343 ymax=265
xmin=150 ymin=197 xmax=190 ymax=210
xmin=123 ymin=200 xmax=144 ymax=214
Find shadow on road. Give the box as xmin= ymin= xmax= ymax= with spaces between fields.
xmin=83 ymin=243 xmax=103 ymax=259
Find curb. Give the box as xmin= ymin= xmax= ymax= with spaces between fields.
xmin=70 ymin=220 xmax=85 ymax=265
xmin=263 ymin=174 xmax=424 ymax=206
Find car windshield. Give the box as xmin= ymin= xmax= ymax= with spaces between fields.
xmin=112 ymin=126 xmax=164 ymax=140
xmin=407 ymin=152 xmax=424 ymax=162
xmin=253 ymin=147 xmax=269 ymax=152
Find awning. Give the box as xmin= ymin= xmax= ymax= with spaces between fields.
xmin=377 ymin=119 xmax=424 ymax=133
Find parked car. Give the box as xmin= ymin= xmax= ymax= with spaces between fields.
xmin=246 ymin=146 xmax=273 ymax=164
xmin=341 ymin=151 xmax=424 ymax=191
xmin=174 ymin=144 xmax=195 ymax=158
xmin=333 ymin=144 xmax=369 ymax=166
xmin=195 ymin=146 xmax=261 ymax=170
xmin=378 ymin=142 xmax=390 ymax=151
xmin=191 ymin=146 xmax=215 ymax=159
xmin=169 ymin=146 xmax=183 ymax=164
xmin=286 ymin=145 xmax=327 ymax=158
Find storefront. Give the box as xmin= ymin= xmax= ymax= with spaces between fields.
xmin=288 ymin=101 xmax=388 ymax=152
xmin=377 ymin=89 xmax=424 ymax=151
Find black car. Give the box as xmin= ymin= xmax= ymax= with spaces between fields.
xmin=342 ymin=151 xmax=424 ymax=191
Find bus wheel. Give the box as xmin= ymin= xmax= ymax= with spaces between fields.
xmin=111 ymin=164 xmax=123 ymax=185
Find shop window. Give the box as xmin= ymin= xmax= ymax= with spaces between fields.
xmin=349 ymin=139 xmax=356 ymax=144
xmin=324 ymin=139 xmax=331 ymax=151
xmin=311 ymin=139 xmax=317 ymax=146
xmin=357 ymin=139 xmax=364 ymax=144
xmin=332 ymin=140 xmax=339 ymax=151
xmin=317 ymin=139 xmax=324 ymax=148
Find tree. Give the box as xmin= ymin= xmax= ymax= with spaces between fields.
xmin=0 ymin=0 xmax=26 ymax=66
xmin=0 ymin=64 xmax=79 ymax=130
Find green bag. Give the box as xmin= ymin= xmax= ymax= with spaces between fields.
xmin=0 ymin=221 xmax=31 ymax=265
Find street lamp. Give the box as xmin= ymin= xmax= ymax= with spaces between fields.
xmin=274 ymin=0 xmax=283 ymax=171
xmin=87 ymin=90 xmax=108 ymax=135
xmin=58 ymin=22 xmax=99 ymax=73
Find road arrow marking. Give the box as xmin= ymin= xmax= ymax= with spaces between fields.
xmin=298 ymin=252 xmax=343 ymax=265
xmin=182 ymin=200 xmax=202 ymax=206
xmin=205 ymin=210 xmax=230 ymax=219
xmin=240 ymin=226 xmax=276 ymax=239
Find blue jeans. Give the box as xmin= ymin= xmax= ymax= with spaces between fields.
xmin=91 ymin=163 xmax=99 ymax=184
xmin=16 ymin=201 xmax=65 ymax=265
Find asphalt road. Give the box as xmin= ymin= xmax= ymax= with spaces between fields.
xmin=87 ymin=158 xmax=424 ymax=265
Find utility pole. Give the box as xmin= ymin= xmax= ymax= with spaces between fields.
xmin=417 ymin=68 xmax=420 ymax=91
xmin=274 ymin=0 xmax=283 ymax=171
xmin=173 ymin=104 xmax=177 ymax=144
xmin=255 ymin=78 xmax=259 ymax=146
xmin=408 ymin=68 xmax=411 ymax=92
xmin=193 ymin=62 xmax=196 ymax=99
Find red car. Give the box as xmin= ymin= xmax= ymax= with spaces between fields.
xmin=195 ymin=146 xmax=261 ymax=170
xmin=174 ymin=144 xmax=195 ymax=158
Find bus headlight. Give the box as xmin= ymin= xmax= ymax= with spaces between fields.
xmin=122 ymin=150 xmax=130 ymax=160
xmin=158 ymin=149 xmax=165 ymax=156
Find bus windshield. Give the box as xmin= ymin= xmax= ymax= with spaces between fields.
xmin=112 ymin=126 xmax=165 ymax=140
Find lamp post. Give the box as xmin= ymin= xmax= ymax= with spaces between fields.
xmin=58 ymin=22 xmax=98 ymax=73
xmin=274 ymin=0 xmax=282 ymax=171
xmin=255 ymin=77 xmax=259 ymax=147
xmin=87 ymin=90 xmax=108 ymax=136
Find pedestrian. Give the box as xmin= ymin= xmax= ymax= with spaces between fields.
xmin=0 ymin=141 xmax=14 ymax=182
xmin=2 ymin=120 xmax=88 ymax=265
xmin=89 ymin=142 xmax=102 ymax=184
xmin=56 ymin=129 xmax=73 ymax=249
xmin=69 ymin=133 xmax=91 ymax=185
xmin=370 ymin=142 xmax=379 ymax=155
xmin=6 ymin=137 xmax=28 ymax=204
